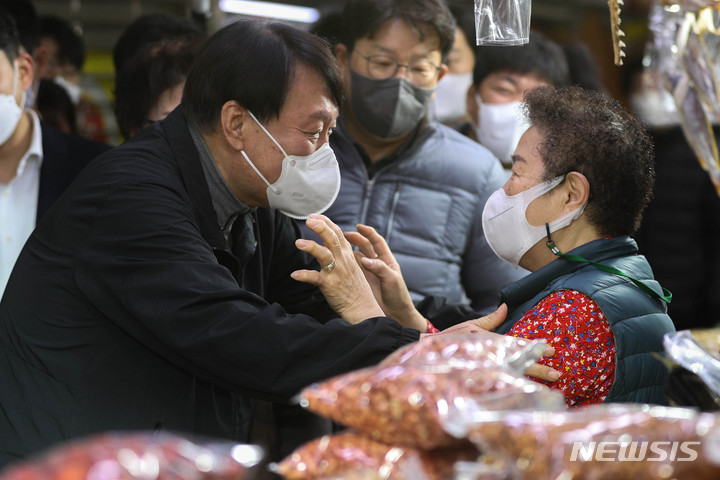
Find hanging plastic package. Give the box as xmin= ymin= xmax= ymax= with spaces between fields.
xmin=473 ymin=0 xmax=531 ymax=45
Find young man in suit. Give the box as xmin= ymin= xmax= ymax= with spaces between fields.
xmin=0 ymin=4 xmax=110 ymax=295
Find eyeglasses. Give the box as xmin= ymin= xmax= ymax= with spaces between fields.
xmin=358 ymin=53 xmax=441 ymax=88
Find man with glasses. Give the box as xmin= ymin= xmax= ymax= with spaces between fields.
xmin=300 ymin=0 xmax=524 ymax=321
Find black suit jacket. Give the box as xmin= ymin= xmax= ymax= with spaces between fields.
xmin=37 ymin=121 xmax=112 ymax=221
xmin=0 ymin=109 xmax=418 ymax=466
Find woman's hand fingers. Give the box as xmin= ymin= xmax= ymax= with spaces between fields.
xmin=462 ymin=304 xmax=508 ymax=332
xmin=344 ymin=231 xmax=377 ymax=259
xmin=356 ymin=224 xmax=392 ymax=260
xmin=526 ymin=363 xmax=562 ymax=382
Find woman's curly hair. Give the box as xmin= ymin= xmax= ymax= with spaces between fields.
xmin=523 ymin=85 xmax=655 ymax=237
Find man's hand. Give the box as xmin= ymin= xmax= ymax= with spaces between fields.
xmin=291 ymin=214 xmax=385 ymax=324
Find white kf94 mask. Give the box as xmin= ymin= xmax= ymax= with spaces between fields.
xmin=240 ymin=110 xmax=341 ymax=220
xmin=482 ymin=176 xmax=586 ymax=268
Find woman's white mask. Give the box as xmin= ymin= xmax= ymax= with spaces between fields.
xmin=240 ymin=111 xmax=341 ymax=220
xmin=482 ymin=176 xmax=586 ymax=268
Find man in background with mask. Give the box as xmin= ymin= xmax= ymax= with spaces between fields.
xmin=430 ymin=3 xmax=476 ymax=126
xmin=0 ymin=5 xmax=109 ymax=297
xmin=464 ymin=31 xmax=569 ymax=174
xmin=300 ymin=0 xmax=522 ymax=317
xmin=0 ymin=17 xmax=500 ymax=469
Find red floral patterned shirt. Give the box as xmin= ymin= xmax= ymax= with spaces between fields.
xmin=507 ymin=289 xmax=616 ymax=407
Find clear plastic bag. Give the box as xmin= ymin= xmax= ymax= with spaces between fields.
xmin=662 ymin=329 xmax=720 ymax=410
xmin=647 ymin=0 xmax=720 ymax=191
xmin=378 ymin=332 xmax=547 ymax=373
xmin=474 ymin=0 xmax=531 ymax=45
xmin=273 ymin=430 xmax=479 ymax=480
xmin=664 ymin=329 xmax=720 ymax=396
xmin=299 ymin=333 xmax=564 ymax=450
xmin=0 ymin=431 xmax=263 ymax=480
xmin=448 ymin=404 xmax=720 ymax=480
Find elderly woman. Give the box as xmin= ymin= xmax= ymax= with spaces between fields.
xmin=350 ymin=86 xmax=675 ymax=407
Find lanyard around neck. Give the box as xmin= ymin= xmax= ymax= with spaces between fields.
xmin=544 ymin=225 xmax=673 ymax=304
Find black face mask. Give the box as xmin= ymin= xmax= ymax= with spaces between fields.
xmin=349 ymin=69 xmax=435 ymax=138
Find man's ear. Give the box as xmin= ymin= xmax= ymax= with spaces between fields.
xmin=562 ymin=171 xmax=590 ymax=213
xmin=333 ymin=43 xmax=348 ymax=65
xmin=220 ymin=101 xmax=247 ymax=151
xmin=436 ymin=62 xmax=448 ymax=83
xmin=17 ymin=52 xmax=35 ymax=93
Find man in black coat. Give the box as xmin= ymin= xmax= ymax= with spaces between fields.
xmin=0 ymin=18 xmax=500 ymax=469
xmin=0 ymin=7 xmax=109 ymax=296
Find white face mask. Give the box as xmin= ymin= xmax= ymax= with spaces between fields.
xmin=474 ymin=97 xmax=530 ymax=166
xmin=240 ymin=110 xmax=341 ymax=220
xmin=0 ymin=61 xmax=25 ymax=146
xmin=432 ymin=72 xmax=473 ymax=123
xmin=482 ymin=176 xmax=586 ymax=268
xmin=54 ymin=75 xmax=82 ymax=105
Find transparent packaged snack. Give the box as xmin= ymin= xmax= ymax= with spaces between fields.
xmin=473 ymin=0 xmax=531 ymax=45
xmin=378 ymin=332 xmax=547 ymax=374
xmin=300 ymin=361 xmax=564 ymax=450
xmin=447 ymin=404 xmax=720 ymax=480
xmin=0 ymin=431 xmax=263 ymax=480
xmin=273 ymin=430 xmax=479 ymax=480
xmin=664 ymin=329 xmax=720 ymax=396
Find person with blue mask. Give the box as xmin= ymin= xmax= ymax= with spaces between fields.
xmin=300 ymin=0 xmax=524 ymax=319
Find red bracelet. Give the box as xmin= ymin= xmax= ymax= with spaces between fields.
xmin=426 ymin=320 xmax=440 ymax=334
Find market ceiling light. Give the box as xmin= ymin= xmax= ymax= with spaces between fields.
xmin=219 ymin=0 xmax=320 ymax=24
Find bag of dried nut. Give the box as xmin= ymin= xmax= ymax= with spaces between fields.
xmin=273 ymin=430 xmax=481 ymax=480
xmin=456 ymin=404 xmax=720 ymax=480
xmin=378 ymin=332 xmax=547 ymax=373
xmin=300 ymin=360 xmax=564 ymax=449
xmin=0 ymin=431 xmax=263 ymax=480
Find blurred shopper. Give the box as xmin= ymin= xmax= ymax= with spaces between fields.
xmin=561 ymin=41 xmax=606 ymax=92
xmin=430 ymin=3 xmax=476 ymax=125
xmin=114 ymin=36 xmax=203 ymax=140
xmin=36 ymin=77 xmax=76 ymax=133
xmin=0 ymin=5 xmax=110 ymax=298
xmin=300 ymin=0 xmax=523 ymax=314
xmin=113 ymin=13 xmax=204 ymax=74
xmin=39 ymin=14 xmax=84 ymax=102
xmin=463 ymin=31 xmax=569 ymax=171
xmin=38 ymin=13 xmax=118 ymax=144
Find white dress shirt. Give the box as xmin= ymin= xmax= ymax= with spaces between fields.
xmin=0 ymin=110 xmax=43 ymax=297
